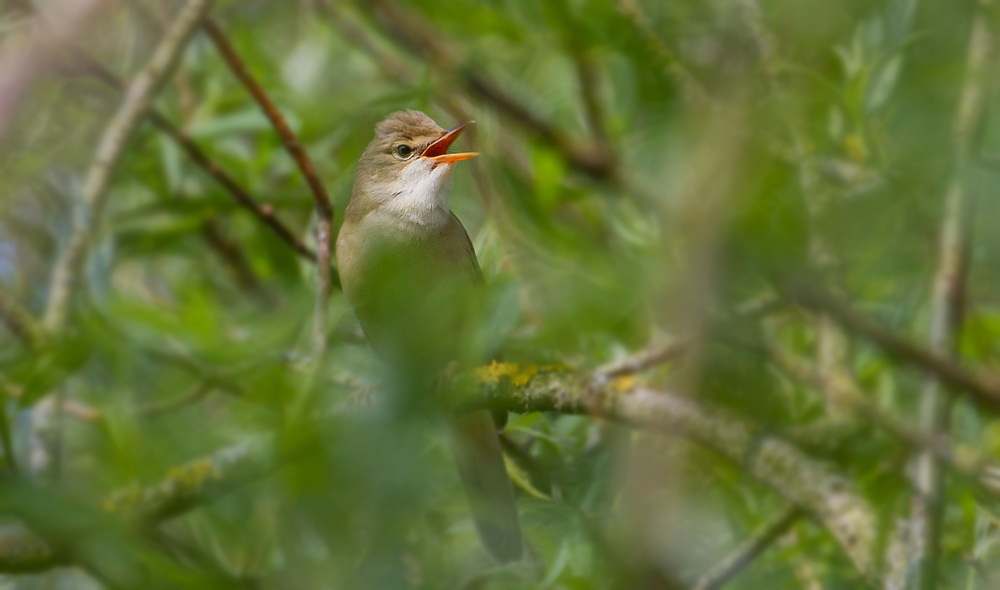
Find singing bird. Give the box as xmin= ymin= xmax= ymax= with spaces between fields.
xmin=336 ymin=110 xmax=523 ymax=563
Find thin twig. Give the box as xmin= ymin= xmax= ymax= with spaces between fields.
xmin=200 ymin=219 xmax=265 ymax=293
xmin=134 ymin=380 xmax=214 ymax=417
xmin=768 ymin=344 xmax=1000 ymax=493
xmin=0 ymin=287 xmax=43 ymax=349
xmin=595 ymin=337 xmax=687 ymax=379
xmin=203 ymin=18 xmax=336 ymax=354
xmin=573 ymin=52 xmax=612 ymax=155
xmin=692 ymin=505 xmax=802 ymax=590
xmin=149 ymin=110 xmax=317 ymax=262
xmin=41 ymin=0 xmax=217 ymax=333
xmin=614 ymin=0 xmax=711 ymax=104
xmin=910 ymin=8 xmax=993 ymax=589
xmin=787 ymin=286 xmax=1000 ymax=414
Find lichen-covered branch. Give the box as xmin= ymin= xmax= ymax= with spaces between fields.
xmin=42 ymin=0 xmax=216 ymax=333
xmin=483 ymin=372 xmax=878 ymax=580
xmin=0 ymin=436 xmax=273 ymax=574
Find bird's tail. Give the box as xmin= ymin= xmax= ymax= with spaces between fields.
xmin=448 ymin=410 xmax=523 ymax=563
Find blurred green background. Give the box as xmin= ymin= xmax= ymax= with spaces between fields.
xmin=1 ymin=0 xmax=999 ymax=588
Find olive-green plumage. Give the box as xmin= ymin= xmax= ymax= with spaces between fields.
xmin=336 ymin=110 xmax=522 ymax=563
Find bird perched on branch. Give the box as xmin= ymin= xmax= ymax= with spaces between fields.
xmin=336 ymin=110 xmax=522 ymax=563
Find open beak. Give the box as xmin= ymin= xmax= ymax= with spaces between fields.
xmin=421 ymin=121 xmax=478 ymax=165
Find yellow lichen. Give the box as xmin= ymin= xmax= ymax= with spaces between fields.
xmin=611 ymin=375 xmax=637 ymax=392
xmin=167 ymin=458 xmax=216 ymax=490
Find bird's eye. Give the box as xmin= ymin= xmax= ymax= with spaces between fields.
xmin=394 ymin=144 xmax=414 ymax=159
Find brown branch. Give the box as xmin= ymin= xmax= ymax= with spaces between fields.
xmin=41 ymin=0 xmax=217 ymax=333
xmin=200 ymin=218 xmax=265 ymax=293
xmin=149 ymin=111 xmax=317 ymax=262
xmin=203 ymin=18 xmax=336 ymax=353
xmin=787 ymin=286 xmax=1000 ymax=414
xmin=0 ymin=287 xmax=43 ymax=349
xmin=910 ymin=9 xmax=993 ymax=588
xmin=692 ymin=505 xmax=802 ymax=590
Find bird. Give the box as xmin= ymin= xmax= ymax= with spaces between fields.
xmin=336 ymin=110 xmax=523 ymax=563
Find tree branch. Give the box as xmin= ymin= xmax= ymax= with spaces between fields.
xmin=692 ymin=505 xmax=802 ymax=590
xmin=41 ymin=0 xmax=216 ymax=333
xmin=595 ymin=337 xmax=687 ymax=379
xmin=787 ymin=286 xmax=1000 ymax=414
xmin=0 ymin=435 xmax=274 ymax=574
xmin=483 ymin=373 xmax=878 ymax=581
xmin=910 ymin=8 xmax=993 ymax=588
xmin=202 ymin=18 xmax=336 ymax=354
xmin=0 ymin=362 xmax=878 ymax=580
xmin=614 ymin=0 xmax=711 ymax=104
xmin=0 ymin=287 xmax=43 ymax=349
xmin=767 ymin=344 xmax=1000 ymax=496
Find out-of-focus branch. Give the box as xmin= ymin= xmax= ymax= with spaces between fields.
xmin=595 ymin=337 xmax=687 ymax=379
xmin=909 ymin=9 xmax=993 ymax=589
xmin=573 ymin=53 xmax=612 ymax=155
xmin=787 ymin=286 xmax=1000 ymax=414
xmin=203 ymin=18 xmax=336 ymax=354
xmin=0 ymin=435 xmax=274 ymax=574
xmin=614 ymin=0 xmax=711 ymax=104
xmin=199 ymin=219 xmax=265 ymax=294
xmin=0 ymin=287 xmax=43 ymax=349
xmin=149 ymin=111 xmax=317 ymax=261
xmin=768 ymin=344 xmax=1000 ymax=494
xmin=134 ymin=380 xmax=214 ymax=417
xmin=0 ymin=360 xmax=878 ymax=578
xmin=0 ymin=0 xmax=105 ymax=142
xmin=482 ymin=373 xmax=878 ymax=580
xmin=692 ymin=505 xmax=802 ymax=590
xmin=41 ymin=0 xmax=216 ymax=333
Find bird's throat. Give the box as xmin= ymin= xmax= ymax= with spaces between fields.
xmin=375 ymin=159 xmax=456 ymax=230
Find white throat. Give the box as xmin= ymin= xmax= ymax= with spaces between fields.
xmin=373 ymin=158 xmax=455 ymax=230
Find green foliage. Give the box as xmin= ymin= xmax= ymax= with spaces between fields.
xmin=0 ymin=0 xmax=998 ymax=588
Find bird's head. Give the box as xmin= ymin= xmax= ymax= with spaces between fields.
xmin=350 ymin=110 xmax=477 ymax=226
